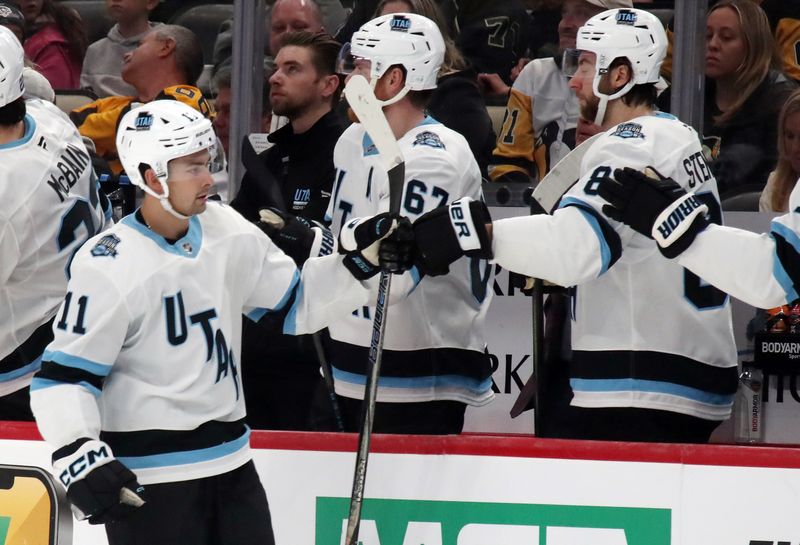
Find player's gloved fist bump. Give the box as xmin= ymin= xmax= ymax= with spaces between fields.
xmin=598 ymin=167 xmax=709 ymax=258
xmin=258 ymin=208 xmax=335 ymax=266
xmin=53 ymin=438 xmax=145 ymax=525
xmin=412 ymin=197 xmax=493 ymax=276
xmin=339 ymin=213 xmax=406 ymax=279
xmin=379 ymin=216 xmax=414 ymax=274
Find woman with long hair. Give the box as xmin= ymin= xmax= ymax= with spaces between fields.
xmin=704 ymin=0 xmax=796 ymax=195
xmin=18 ymin=0 xmax=87 ymax=88
xmin=760 ymin=88 xmax=800 ymax=212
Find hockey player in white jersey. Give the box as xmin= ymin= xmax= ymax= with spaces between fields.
xmin=0 ymin=26 xmax=111 ymax=420
xmin=29 ymin=99 xmax=403 ymax=543
xmin=596 ymin=137 xmax=800 ymax=310
xmin=328 ymin=13 xmax=495 ymax=433
xmin=407 ymin=8 xmax=739 ymax=443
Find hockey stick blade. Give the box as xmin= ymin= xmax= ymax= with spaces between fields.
xmin=343 ymin=75 xmax=405 ymax=545
xmin=532 ymin=132 xmax=603 ymax=214
xmin=344 ymin=75 xmax=405 ymax=214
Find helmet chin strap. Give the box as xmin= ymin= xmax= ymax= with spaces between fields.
xmin=591 ymin=75 xmax=635 ymax=126
xmin=140 ymin=174 xmax=191 ymax=220
xmin=369 ymin=77 xmax=411 ymax=107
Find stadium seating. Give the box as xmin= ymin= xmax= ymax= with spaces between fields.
xmin=61 ymin=0 xmax=114 ymax=44
xmin=721 ymin=186 xmax=764 ymax=212
xmin=486 ymin=105 xmax=506 ymax=140
xmin=54 ymin=88 xmax=98 ymax=116
xmin=169 ymin=4 xmax=234 ymax=65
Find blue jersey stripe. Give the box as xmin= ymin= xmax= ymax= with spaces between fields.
xmin=570 ymin=377 xmax=734 ymax=406
xmin=43 ymin=350 xmax=112 ymax=377
xmin=118 ymin=427 xmax=250 ymax=470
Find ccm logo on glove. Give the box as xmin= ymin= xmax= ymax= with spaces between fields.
xmin=59 ymin=443 xmax=111 ymax=487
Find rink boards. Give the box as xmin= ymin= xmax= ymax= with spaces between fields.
xmin=0 ymin=422 xmax=798 ymax=545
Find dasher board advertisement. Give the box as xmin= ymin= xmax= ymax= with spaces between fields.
xmin=0 ymin=427 xmax=799 ymax=545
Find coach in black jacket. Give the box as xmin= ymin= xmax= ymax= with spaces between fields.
xmin=231 ymin=31 xmax=346 ymax=431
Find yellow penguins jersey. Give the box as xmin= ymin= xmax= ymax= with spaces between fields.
xmin=325 ymin=117 xmax=495 ymax=406
xmin=677 ymin=180 xmax=800 ymax=310
xmin=30 ymin=202 xmax=372 ymax=484
xmin=492 ymin=112 xmax=738 ymax=421
xmin=0 ymin=99 xmax=111 ymax=397
xmin=490 ymin=57 xmax=578 ymax=183
xmin=70 ymin=85 xmax=214 ymax=173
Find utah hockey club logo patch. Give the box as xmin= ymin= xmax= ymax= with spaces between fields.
xmin=134 ymin=112 xmax=154 ymax=131
xmin=390 ymin=15 xmax=411 ymax=32
xmin=616 ymin=9 xmax=637 ymax=25
xmin=413 ymin=131 xmax=446 ymax=150
xmin=91 ymin=234 xmax=121 ymax=258
xmin=612 ymin=122 xmax=644 ymax=140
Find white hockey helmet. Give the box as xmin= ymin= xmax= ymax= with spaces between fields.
xmin=575 ymin=8 xmax=667 ymax=123
xmin=348 ymin=13 xmax=445 ymax=104
xmin=0 ymin=25 xmax=25 ymax=108
xmin=116 ymin=100 xmax=216 ymax=219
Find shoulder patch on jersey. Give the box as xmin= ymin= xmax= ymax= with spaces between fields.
xmin=91 ymin=234 xmax=121 ymax=258
xmin=611 ymin=122 xmax=644 ymax=140
xmin=413 ymin=130 xmax=446 ymax=150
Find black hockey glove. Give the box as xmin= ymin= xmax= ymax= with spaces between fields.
xmin=598 ymin=167 xmax=710 ymax=259
xmin=412 ymin=197 xmax=493 ymax=276
xmin=339 ymin=213 xmax=413 ymax=280
xmin=53 ymin=438 xmax=145 ymax=525
xmin=258 ymin=208 xmax=335 ymax=267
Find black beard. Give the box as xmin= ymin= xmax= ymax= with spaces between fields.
xmin=580 ymin=95 xmax=600 ymax=124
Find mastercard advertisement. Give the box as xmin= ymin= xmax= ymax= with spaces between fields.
xmin=0 ymin=465 xmax=70 ymax=545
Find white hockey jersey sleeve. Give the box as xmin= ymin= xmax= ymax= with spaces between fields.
xmin=241 ymin=229 xmax=373 ymax=336
xmin=30 ymin=258 xmax=131 ymax=448
xmin=677 ymin=206 xmax=800 ymax=309
xmin=492 ymin=115 xmax=711 ymax=287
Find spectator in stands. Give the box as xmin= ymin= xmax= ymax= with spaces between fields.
xmin=0 ymin=1 xmax=24 ymax=42
xmin=376 ymin=0 xmax=495 ymax=178
xmin=70 ymin=25 xmax=213 ymax=175
xmin=270 ymin=0 xmax=326 ymax=56
xmin=211 ymin=66 xmax=272 ymax=157
xmin=760 ymin=88 xmax=800 ymax=211
xmin=18 ymin=0 xmax=87 ymax=89
xmin=487 ymin=0 xmax=630 ymax=185
xmin=703 ymin=0 xmax=796 ymax=195
xmin=81 ymin=0 xmax=161 ymax=98
xmin=664 ymin=0 xmax=800 ymax=84
xmin=455 ymin=0 xmax=531 ymax=84
xmin=230 ymin=31 xmax=345 ymax=431
xmin=213 ymin=0 xmax=344 ymax=76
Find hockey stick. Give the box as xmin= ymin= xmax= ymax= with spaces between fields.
xmin=240 ymin=133 xmax=346 ymax=432
xmin=510 ymin=131 xmax=603 ymax=422
xmin=342 ymin=75 xmax=405 ymax=545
